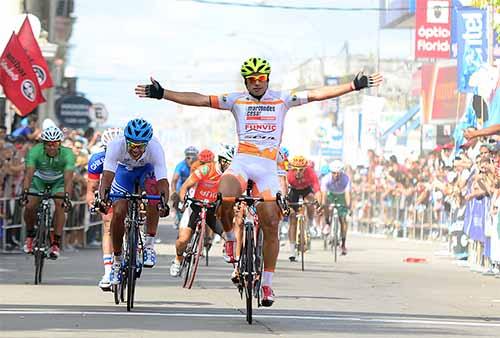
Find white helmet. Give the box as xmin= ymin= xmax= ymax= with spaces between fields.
xmin=40 ymin=126 xmax=63 ymax=142
xmin=218 ymin=143 xmax=235 ymax=162
xmin=101 ymin=127 xmax=123 ymax=147
xmin=329 ymin=160 xmax=344 ymax=173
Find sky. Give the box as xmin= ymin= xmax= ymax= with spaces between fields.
xmin=67 ymin=0 xmax=413 ymax=127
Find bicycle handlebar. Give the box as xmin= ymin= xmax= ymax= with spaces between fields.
xmin=24 ymin=191 xmax=67 ymax=199
xmin=108 ymin=192 xmax=162 ymax=201
xmin=184 ymin=196 xmax=219 ymax=209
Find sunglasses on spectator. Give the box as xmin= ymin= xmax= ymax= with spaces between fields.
xmin=185 ymin=156 xmax=196 ymax=161
xmin=246 ymin=74 xmax=268 ymax=83
xmin=126 ymin=140 xmax=147 ymax=150
xmin=44 ymin=141 xmax=61 ymax=146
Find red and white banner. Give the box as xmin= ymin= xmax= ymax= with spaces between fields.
xmin=415 ymin=0 xmax=451 ymax=59
xmin=0 ymin=33 xmax=45 ymax=116
xmin=18 ymin=16 xmax=53 ymax=89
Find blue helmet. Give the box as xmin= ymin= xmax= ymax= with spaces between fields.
xmin=124 ymin=118 xmax=153 ymax=142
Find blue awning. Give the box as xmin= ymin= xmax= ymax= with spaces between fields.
xmin=380 ymin=105 xmax=420 ymax=142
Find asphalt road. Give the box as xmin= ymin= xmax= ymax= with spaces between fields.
xmin=2 ymin=223 xmax=500 ymax=338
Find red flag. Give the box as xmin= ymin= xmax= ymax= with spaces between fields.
xmin=18 ymin=16 xmax=54 ymax=89
xmin=0 ymin=33 xmax=45 ymax=116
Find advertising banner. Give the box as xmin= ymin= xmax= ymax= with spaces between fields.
xmin=421 ymin=62 xmax=466 ymax=123
xmin=456 ymin=7 xmax=488 ymax=93
xmin=415 ymin=0 xmax=452 ymax=59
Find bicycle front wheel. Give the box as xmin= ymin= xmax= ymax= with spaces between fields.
xmin=127 ymin=225 xmax=137 ymax=311
xmin=185 ymin=223 xmax=205 ymax=289
xmin=182 ymin=229 xmax=200 ymax=289
xmin=34 ymin=210 xmax=49 ymax=285
xmin=244 ymin=223 xmax=254 ymax=325
xmin=298 ymin=217 xmax=305 ymax=271
xmin=332 ymin=218 xmax=339 ymax=263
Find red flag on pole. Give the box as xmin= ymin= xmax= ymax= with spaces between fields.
xmin=0 ymin=32 xmax=45 ymax=116
xmin=18 ymin=16 xmax=54 ymax=89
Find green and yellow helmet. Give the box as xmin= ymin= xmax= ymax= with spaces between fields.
xmin=240 ymin=57 xmax=271 ymax=77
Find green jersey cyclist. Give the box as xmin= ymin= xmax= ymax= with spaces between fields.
xmin=23 ymin=126 xmax=75 ymax=259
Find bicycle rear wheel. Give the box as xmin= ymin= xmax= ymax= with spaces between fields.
xmin=185 ymin=223 xmax=205 ymax=289
xmin=244 ymin=223 xmax=254 ymax=325
xmin=127 ymin=224 xmax=137 ymax=311
xmin=204 ymin=230 xmax=210 ymax=267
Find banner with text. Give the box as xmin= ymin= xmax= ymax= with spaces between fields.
xmin=415 ymin=0 xmax=452 ymax=59
xmin=456 ymin=7 xmax=488 ymax=93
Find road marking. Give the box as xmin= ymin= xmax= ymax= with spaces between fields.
xmin=0 ymin=310 xmax=500 ymax=328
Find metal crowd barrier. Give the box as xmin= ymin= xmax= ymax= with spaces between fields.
xmin=0 ymin=196 xmax=103 ymax=253
xmin=352 ymin=190 xmax=451 ymax=242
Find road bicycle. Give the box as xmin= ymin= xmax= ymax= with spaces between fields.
xmin=179 ymin=196 xmax=219 ymax=289
xmin=22 ymin=189 xmax=71 ymax=285
xmin=224 ymin=181 xmax=286 ymax=324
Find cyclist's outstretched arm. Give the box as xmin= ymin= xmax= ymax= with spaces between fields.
xmin=308 ymin=72 xmax=383 ymax=102
xmin=135 ymin=77 xmax=210 ymax=107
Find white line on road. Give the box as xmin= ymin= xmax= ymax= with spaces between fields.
xmin=1 ymin=310 xmax=500 ymax=328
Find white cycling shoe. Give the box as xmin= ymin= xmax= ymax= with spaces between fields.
xmin=170 ymin=261 xmax=181 ymax=277
xmin=143 ymin=247 xmax=157 ymax=268
xmin=98 ymin=272 xmax=112 ymax=291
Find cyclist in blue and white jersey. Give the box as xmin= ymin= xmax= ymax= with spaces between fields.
xmin=86 ymin=128 xmax=123 ymax=291
xmin=98 ymin=118 xmax=169 ymax=285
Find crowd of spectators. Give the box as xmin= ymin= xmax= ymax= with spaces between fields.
xmin=0 ymin=114 xmax=103 ymax=251
xmin=350 ymin=125 xmax=500 ymax=273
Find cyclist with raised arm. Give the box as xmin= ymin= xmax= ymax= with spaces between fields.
xmin=170 ymin=145 xmax=234 ymax=277
xmin=136 ymin=57 xmax=382 ymax=306
xmin=97 ymin=118 xmax=169 ymax=285
xmin=23 ymin=126 xmax=75 ymax=259
xmin=86 ymin=127 xmax=123 ymax=290
xmin=171 ymin=146 xmax=199 ymax=229
xmin=321 ymin=160 xmax=352 ymax=256
xmin=287 ymin=155 xmax=321 ymax=262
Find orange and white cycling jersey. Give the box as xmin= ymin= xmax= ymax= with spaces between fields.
xmin=191 ymin=162 xmax=221 ymax=203
xmin=209 ymin=89 xmax=308 ymax=160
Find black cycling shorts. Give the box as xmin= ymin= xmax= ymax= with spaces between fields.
xmin=288 ymin=187 xmax=314 ymax=211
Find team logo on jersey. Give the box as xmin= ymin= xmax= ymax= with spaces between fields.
xmin=21 ymin=79 xmax=36 ymax=102
xmin=245 ymin=124 xmax=277 ymax=133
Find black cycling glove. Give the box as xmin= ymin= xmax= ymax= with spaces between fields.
xmin=352 ymin=72 xmax=376 ymax=91
xmin=145 ymin=78 xmax=164 ymax=99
